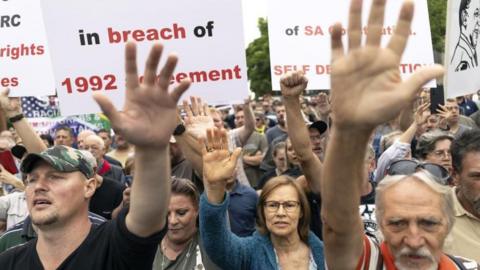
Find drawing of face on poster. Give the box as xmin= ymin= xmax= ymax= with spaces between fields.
xmin=451 ymin=0 xmax=480 ymax=71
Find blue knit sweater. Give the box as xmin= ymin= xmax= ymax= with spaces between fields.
xmin=199 ymin=193 xmax=325 ymax=270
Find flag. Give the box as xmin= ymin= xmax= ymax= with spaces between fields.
xmin=21 ymin=96 xmax=60 ymax=118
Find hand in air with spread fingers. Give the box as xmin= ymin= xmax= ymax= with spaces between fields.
xmin=329 ymin=0 xmax=444 ymax=133
xmin=201 ymin=128 xmax=241 ymax=204
xmin=93 ymin=42 xmax=191 ymax=149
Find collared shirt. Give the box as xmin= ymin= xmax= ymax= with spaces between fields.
xmin=0 ymin=192 xmax=28 ymax=230
xmin=443 ymin=187 xmax=480 ymax=263
xmin=228 ymin=181 xmax=258 ymax=237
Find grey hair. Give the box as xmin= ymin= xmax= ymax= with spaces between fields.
xmin=375 ymin=170 xmax=455 ymax=232
xmin=415 ymin=129 xmax=454 ymax=160
xmin=79 ymin=150 xmax=97 ymax=169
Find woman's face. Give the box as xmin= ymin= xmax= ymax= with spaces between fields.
xmin=264 ymin=185 xmax=302 ymax=239
xmin=166 ymin=194 xmax=198 ymax=244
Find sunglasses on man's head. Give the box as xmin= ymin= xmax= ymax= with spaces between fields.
xmin=386 ymin=159 xmax=450 ymax=185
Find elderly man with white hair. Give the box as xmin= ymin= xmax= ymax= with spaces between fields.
xmin=84 ymin=134 xmax=125 ymax=185
xmin=291 ymin=0 xmax=480 ymax=268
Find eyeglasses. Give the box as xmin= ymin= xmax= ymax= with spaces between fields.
xmin=386 ymin=159 xmax=450 ymax=185
xmin=264 ymin=201 xmax=300 ymax=213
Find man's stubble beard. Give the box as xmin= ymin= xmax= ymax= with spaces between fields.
xmin=31 ymin=210 xmax=59 ymax=227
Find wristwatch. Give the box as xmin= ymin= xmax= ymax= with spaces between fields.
xmin=173 ymin=124 xmax=186 ymax=136
xmin=8 ymin=113 xmax=24 ymax=123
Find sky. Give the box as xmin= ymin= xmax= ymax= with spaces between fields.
xmin=242 ymin=0 xmax=268 ymax=47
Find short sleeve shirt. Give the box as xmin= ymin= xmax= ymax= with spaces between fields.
xmin=0 ymin=209 xmax=166 ymax=269
xmin=0 ymin=192 xmax=28 ymax=230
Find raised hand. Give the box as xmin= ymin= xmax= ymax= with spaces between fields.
xmin=329 ymin=0 xmax=444 ymax=133
xmin=316 ymin=92 xmax=332 ymax=117
xmin=437 ymin=104 xmax=454 ymax=123
xmin=183 ymin=96 xmax=215 ymax=140
xmin=0 ymin=89 xmax=22 ymax=117
xmin=202 ymin=128 xmax=241 ymax=185
xmin=414 ymin=102 xmax=430 ymax=126
xmin=93 ymin=42 xmax=190 ymax=149
xmin=280 ymin=71 xmax=308 ymax=99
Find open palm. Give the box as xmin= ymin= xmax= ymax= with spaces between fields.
xmin=94 ymin=43 xmax=190 ymax=148
xmin=329 ymin=0 xmax=443 ymax=132
xmin=202 ymin=128 xmax=241 ymax=184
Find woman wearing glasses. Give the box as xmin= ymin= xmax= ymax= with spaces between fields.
xmin=199 ymin=128 xmax=325 ymax=270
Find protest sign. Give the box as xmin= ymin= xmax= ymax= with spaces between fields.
xmin=40 ymin=0 xmax=248 ymax=116
xmin=268 ymin=0 xmax=436 ymax=90
xmin=0 ymin=0 xmax=55 ymax=96
xmin=444 ymin=0 xmax=480 ymax=98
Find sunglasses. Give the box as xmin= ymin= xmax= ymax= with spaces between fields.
xmin=386 ymin=159 xmax=450 ymax=185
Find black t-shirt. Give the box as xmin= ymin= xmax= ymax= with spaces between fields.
xmin=0 ymin=209 xmax=166 ymax=270
xmin=306 ymin=191 xmax=323 ymax=240
xmin=89 ymin=177 xmax=126 ymax=219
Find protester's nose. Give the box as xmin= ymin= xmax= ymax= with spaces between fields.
xmin=32 ymin=176 xmax=49 ymax=193
xmin=403 ymin=224 xmax=426 ymax=249
xmin=275 ymin=204 xmax=287 ymax=216
xmin=168 ymin=212 xmax=179 ymax=225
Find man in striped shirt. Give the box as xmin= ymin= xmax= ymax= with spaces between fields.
xmin=318 ymin=0 xmax=479 ymax=269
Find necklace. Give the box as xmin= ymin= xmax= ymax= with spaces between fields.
xmin=160 ymin=238 xmax=196 ymax=270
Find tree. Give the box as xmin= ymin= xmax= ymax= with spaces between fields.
xmin=246 ymin=18 xmax=271 ymax=98
xmin=428 ymin=0 xmax=447 ymax=55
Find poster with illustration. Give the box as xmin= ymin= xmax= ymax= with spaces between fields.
xmin=445 ymin=0 xmax=480 ymax=97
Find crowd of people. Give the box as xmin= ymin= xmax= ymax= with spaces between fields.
xmin=0 ymin=0 xmax=478 ymax=269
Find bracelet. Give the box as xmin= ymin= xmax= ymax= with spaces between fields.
xmin=8 ymin=113 xmax=24 ymax=123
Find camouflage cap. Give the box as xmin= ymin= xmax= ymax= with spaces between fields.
xmin=21 ymin=145 xmax=95 ymax=178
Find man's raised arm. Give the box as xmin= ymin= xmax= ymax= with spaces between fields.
xmin=280 ymin=72 xmax=323 ymax=193
xmin=320 ymin=0 xmax=444 ymax=268
xmin=0 ymin=91 xmax=47 ymax=154
xmin=94 ymin=42 xmax=190 ymax=237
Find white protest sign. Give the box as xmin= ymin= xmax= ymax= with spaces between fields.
xmin=444 ymin=0 xmax=480 ymax=98
xmin=268 ymin=0 xmax=436 ymax=90
xmin=0 ymin=0 xmax=55 ymax=96
xmin=40 ymin=0 xmax=248 ymax=116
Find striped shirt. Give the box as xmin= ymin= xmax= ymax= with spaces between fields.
xmin=357 ymin=236 xmax=480 ymax=270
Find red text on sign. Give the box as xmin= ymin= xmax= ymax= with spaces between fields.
xmin=62 ymin=74 xmax=117 ymax=94
xmin=273 ymin=65 xmax=331 ymax=75
xmin=0 ymin=77 xmax=18 ymax=87
xmin=107 ymin=24 xmax=187 ymax=43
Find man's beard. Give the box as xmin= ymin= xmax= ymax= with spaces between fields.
xmin=394 ymin=246 xmax=438 ymax=270
xmin=31 ymin=211 xmax=59 ymax=227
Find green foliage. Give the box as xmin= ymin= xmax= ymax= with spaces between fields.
xmin=246 ymin=18 xmax=272 ymax=98
xmin=428 ymin=0 xmax=447 ymax=53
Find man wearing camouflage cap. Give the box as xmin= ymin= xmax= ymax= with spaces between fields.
xmin=0 ymin=42 xmax=191 ymax=269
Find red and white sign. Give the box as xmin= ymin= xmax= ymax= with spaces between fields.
xmin=0 ymin=0 xmax=55 ymax=96
xmin=268 ymin=0 xmax=436 ymax=90
xmin=40 ymin=0 xmax=249 ymax=116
